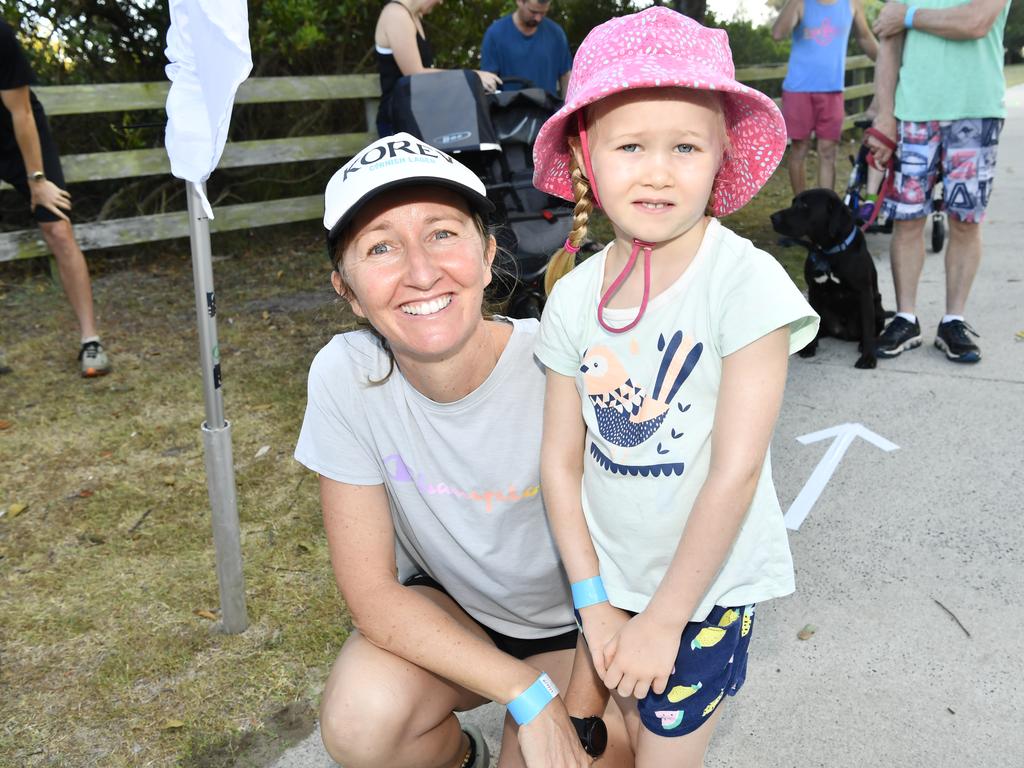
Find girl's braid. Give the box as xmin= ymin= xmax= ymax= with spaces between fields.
xmin=544 ymin=152 xmax=594 ymax=296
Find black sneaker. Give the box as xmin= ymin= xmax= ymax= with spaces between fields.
xmin=461 ymin=723 xmax=489 ymax=768
xmin=876 ymin=316 xmax=922 ymax=358
xmin=935 ymin=319 xmax=981 ymax=363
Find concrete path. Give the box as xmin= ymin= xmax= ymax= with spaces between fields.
xmin=272 ymin=86 xmax=1024 ymax=768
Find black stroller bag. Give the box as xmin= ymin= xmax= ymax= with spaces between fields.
xmin=389 ymin=70 xmax=500 ymax=153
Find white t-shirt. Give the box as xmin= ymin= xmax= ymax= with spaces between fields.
xmin=295 ymin=317 xmax=575 ymax=639
xmin=535 ymin=220 xmax=820 ymax=621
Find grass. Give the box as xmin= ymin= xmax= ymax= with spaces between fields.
xmin=0 ymin=228 xmax=355 ymax=767
xmin=0 ymin=156 xmax=814 ymax=766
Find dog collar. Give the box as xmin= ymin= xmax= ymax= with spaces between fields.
xmin=823 ymin=227 xmax=858 ymax=255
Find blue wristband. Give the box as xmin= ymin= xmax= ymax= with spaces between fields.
xmin=507 ymin=672 xmax=559 ymax=726
xmin=904 ymin=6 xmax=917 ymax=28
xmin=571 ymin=576 xmax=608 ymax=610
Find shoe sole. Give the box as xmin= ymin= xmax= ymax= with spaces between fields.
xmin=462 ymin=723 xmax=490 ymax=768
xmin=876 ymin=335 xmax=922 ymax=358
xmin=934 ymin=337 xmax=980 ymax=363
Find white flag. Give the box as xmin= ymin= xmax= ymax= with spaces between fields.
xmin=164 ymin=0 xmax=252 ymax=218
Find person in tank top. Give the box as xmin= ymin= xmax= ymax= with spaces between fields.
xmin=772 ymin=0 xmax=878 ymax=194
xmin=374 ymin=0 xmax=502 ymax=136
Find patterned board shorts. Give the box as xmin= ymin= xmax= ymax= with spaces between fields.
xmin=883 ymin=118 xmax=1004 ymax=223
xmin=636 ymin=604 xmax=756 ymax=737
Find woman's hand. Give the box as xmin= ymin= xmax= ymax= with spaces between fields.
xmin=517 ymin=696 xmax=593 ymax=768
xmin=601 ymin=610 xmax=681 ymax=700
xmin=578 ymin=602 xmax=631 ymax=679
xmin=29 ymin=178 xmax=72 ymax=222
xmin=475 ymin=69 xmax=503 ymax=94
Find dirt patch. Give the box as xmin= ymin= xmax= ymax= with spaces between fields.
xmin=185 ymin=701 xmax=318 ymax=768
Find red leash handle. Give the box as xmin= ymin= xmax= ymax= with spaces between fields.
xmin=864 ymin=126 xmax=897 ymax=171
xmin=860 ymin=126 xmax=898 ymax=232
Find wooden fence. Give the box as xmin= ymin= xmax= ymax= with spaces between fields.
xmin=0 ymin=55 xmax=874 ymax=264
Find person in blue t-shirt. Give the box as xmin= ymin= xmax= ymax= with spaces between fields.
xmin=481 ymin=0 xmax=572 ymax=97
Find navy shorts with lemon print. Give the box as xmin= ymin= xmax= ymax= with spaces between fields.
xmin=637 ymin=604 xmax=756 ymax=737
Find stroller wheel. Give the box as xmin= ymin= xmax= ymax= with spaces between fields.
xmin=930 ymin=213 xmax=946 ymax=253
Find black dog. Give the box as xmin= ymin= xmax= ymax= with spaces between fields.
xmin=771 ymin=189 xmax=886 ymax=369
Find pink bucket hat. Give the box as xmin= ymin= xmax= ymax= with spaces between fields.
xmin=532 ymin=6 xmax=787 ymax=217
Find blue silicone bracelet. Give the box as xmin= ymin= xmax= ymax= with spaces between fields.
xmin=507 ymin=672 xmax=559 ymax=726
xmin=904 ymin=5 xmax=917 ymax=28
xmin=571 ymin=576 xmax=609 ymax=610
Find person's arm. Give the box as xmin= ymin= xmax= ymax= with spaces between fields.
xmin=0 ymin=86 xmax=71 ymax=221
xmin=321 ymin=476 xmax=588 ymax=766
xmin=601 ymin=327 xmax=791 ymax=700
xmin=558 ymin=70 xmax=571 ymax=99
xmin=866 ymin=30 xmax=905 ymax=166
xmin=772 ymin=0 xmax=803 ymax=41
xmin=480 ymin=24 xmax=499 ymax=75
xmin=541 ymin=371 xmax=632 ymax=680
xmin=852 ymin=0 xmax=880 ymax=60
xmin=379 ymin=4 xmax=443 ymax=75
xmin=874 ymin=0 xmax=1008 ymax=40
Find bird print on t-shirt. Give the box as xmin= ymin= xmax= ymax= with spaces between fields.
xmin=580 ymin=331 xmax=702 ymax=448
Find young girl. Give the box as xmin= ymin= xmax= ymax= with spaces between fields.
xmin=533 ymin=8 xmax=820 ymax=766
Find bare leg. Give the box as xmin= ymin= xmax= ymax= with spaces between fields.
xmin=37 ymin=219 xmax=97 ymax=340
xmin=890 ymin=217 xmax=927 ymax=315
xmin=787 ymin=139 xmax=810 ymax=195
xmin=944 ymin=218 xmax=982 ymax=316
xmin=319 ymin=587 xmax=490 ymax=768
xmin=634 ymin=703 xmax=725 ymax=768
xmin=817 ymin=139 xmax=839 ymax=191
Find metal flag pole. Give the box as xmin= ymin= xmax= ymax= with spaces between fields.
xmin=186 ymin=180 xmax=247 ymax=634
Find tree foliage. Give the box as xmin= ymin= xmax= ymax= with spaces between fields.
xmin=0 ymin=1 xmax=792 ymax=225
xmin=6 ymin=0 xmax=792 ymax=84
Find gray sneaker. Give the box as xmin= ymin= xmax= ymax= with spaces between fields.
xmin=79 ymin=340 xmax=111 ymax=378
xmin=462 ymin=723 xmax=490 ymax=768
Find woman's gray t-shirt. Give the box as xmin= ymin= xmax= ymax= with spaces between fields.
xmin=295 ymin=317 xmax=574 ymax=639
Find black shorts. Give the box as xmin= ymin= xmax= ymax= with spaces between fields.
xmin=402 ymin=572 xmax=578 ymax=660
xmin=0 ymin=100 xmax=68 ymax=224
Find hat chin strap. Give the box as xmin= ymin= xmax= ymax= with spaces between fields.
xmin=578 ymin=112 xmax=655 ymax=334
xmin=597 ymin=239 xmax=655 ymax=334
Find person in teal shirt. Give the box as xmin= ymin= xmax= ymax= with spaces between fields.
xmin=868 ymin=0 xmax=1012 ymax=364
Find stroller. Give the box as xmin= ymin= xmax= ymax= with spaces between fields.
xmin=844 ymin=119 xmax=947 ymax=252
xmin=388 ymin=70 xmax=578 ymax=318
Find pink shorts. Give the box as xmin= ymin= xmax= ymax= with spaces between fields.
xmin=782 ymin=90 xmax=845 ymax=142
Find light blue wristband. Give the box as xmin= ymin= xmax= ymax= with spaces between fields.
xmin=904 ymin=5 xmax=917 ymax=28
xmin=571 ymin=576 xmax=608 ymax=610
xmin=507 ymin=672 xmax=559 ymax=726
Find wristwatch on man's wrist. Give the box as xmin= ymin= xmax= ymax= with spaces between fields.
xmin=570 ymin=715 xmax=608 ymax=757
xmin=29 ymin=171 xmax=46 ymax=183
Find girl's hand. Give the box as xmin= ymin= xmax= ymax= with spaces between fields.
xmin=517 ymin=697 xmax=593 ymax=768
xmin=578 ymin=602 xmax=631 ymax=678
xmin=601 ymin=610 xmax=682 ymax=700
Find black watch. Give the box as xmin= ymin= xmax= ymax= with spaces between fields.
xmin=570 ymin=715 xmax=608 ymax=757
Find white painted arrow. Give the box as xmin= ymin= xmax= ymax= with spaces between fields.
xmin=784 ymin=423 xmax=899 ymax=531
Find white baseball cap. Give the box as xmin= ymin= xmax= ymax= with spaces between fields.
xmin=324 ymin=132 xmax=494 ymax=257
